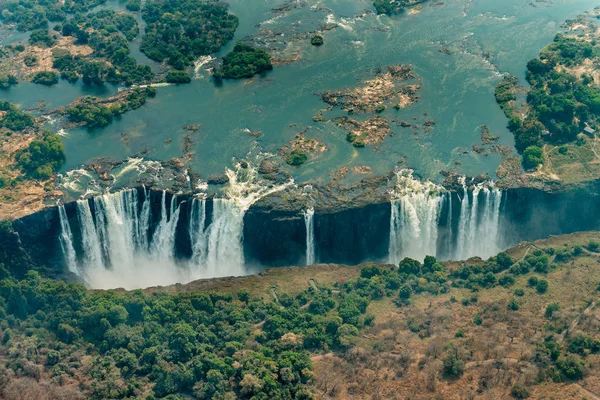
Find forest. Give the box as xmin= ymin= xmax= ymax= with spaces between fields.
xmin=496 ymin=33 xmax=600 ymax=157
xmin=140 ymin=0 xmax=239 ymax=69
xmin=0 ymin=222 xmax=598 ymax=399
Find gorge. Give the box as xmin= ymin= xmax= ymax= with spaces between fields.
xmin=14 ymin=173 xmax=600 ymax=289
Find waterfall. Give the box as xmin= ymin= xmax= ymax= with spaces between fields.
xmin=388 ymin=169 xmax=444 ymax=264
xmin=445 ymin=192 xmax=453 ymax=259
xmin=189 ymin=198 xmax=208 ymax=266
xmin=150 ymin=191 xmax=181 ymax=262
xmin=76 ymin=200 xmax=104 ymax=270
xmin=304 ymin=208 xmax=315 ymax=265
xmin=455 ymin=182 xmax=503 ymax=260
xmin=58 ymin=205 xmax=79 ymax=275
xmin=59 ymin=189 xmax=191 ymax=290
xmin=205 ymin=199 xmax=245 ymax=277
xmin=188 ymin=197 xmax=246 ymax=277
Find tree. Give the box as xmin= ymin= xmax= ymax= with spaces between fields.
xmin=32 ymin=71 xmax=58 ymax=86
xmin=166 ymin=70 xmax=191 ymax=84
xmin=443 ymin=343 xmax=465 ymax=377
xmin=536 ymin=279 xmax=549 ymax=294
xmin=545 ymin=302 xmax=560 ymax=319
xmin=310 ymin=35 xmax=324 ymax=46
xmin=556 ymin=354 xmax=585 ymax=380
xmin=522 ymin=145 xmax=543 ymax=170
xmin=398 ymin=258 xmax=421 ymax=275
xmin=215 ymin=42 xmax=273 ymax=79
xmin=507 ymin=298 xmax=520 ymax=311
xmin=510 ymin=383 xmax=530 ymax=399
xmin=285 ymin=151 xmax=308 ymax=166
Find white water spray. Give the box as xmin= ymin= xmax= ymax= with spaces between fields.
xmin=454 ymin=180 xmax=503 ymax=260
xmin=388 ymin=169 xmax=444 ymax=264
xmin=58 ymin=205 xmax=79 ymax=275
xmin=304 ymin=208 xmax=315 ymax=265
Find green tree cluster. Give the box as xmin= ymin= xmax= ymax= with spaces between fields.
xmin=141 ymin=0 xmax=238 ymax=69
xmin=214 ymin=42 xmax=273 ymax=80
xmin=16 ymin=132 xmax=65 ymax=180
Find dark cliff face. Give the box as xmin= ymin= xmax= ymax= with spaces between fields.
xmin=500 ymin=185 xmax=600 ymax=248
xmin=313 ymin=203 xmax=390 ymax=265
xmin=10 ymin=183 xmax=600 ymax=277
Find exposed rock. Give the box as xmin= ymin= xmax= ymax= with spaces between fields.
xmin=320 ymin=65 xmax=420 ymax=114
xmin=333 ymin=116 xmax=391 ymax=147
xmin=207 ymin=174 xmax=229 ymax=185
xmin=183 ymin=124 xmax=200 ymax=132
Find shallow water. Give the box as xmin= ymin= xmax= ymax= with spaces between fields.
xmin=3 ymin=0 xmax=599 ymax=185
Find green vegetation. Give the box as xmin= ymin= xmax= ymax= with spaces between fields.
xmin=15 ymin=133 xmax=65 ymax=180
xmin=285 ymin=150 xmax=308 ymax=166
xmin=125 ymin=0 xmax=141 ymax=11
xmin=496 ymin=33 xmax=600 ymax=153
xmin=165 ymin=70 xmax=192 ymax=84
xmin=373 ymin=0 xmax=417 ymax=15
xmin=65 ymin=87 xmax=157 ymax=129
xmin=0 ymin=257 xmax=393 ymax=398
xmin=522 ymin=145 xmax=544 ymax=170
xmin=0 ymin=74 xmax=18 ymax=89
xmin=57 ymin=10 xmax=152 ymax=86
xmin=310 ymin=35 xmax=324 ymax=46
xmin=214 ymin=42 xmax=273 ymax=80
xmin=0 ymin=102 xmax=34 ymax=131
xmin=141 ymin=0 xmax=238 ymax=69
xmin=0 ymin=0 xmax=107 ymax=32
xmin=31 ymin=71 xmax=58 ymax=86
xmin=28 ymin=29 xmax=56 ymax=47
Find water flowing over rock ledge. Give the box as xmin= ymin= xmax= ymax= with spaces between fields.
xmin=11 ymin=173 xmax=600 ymax=289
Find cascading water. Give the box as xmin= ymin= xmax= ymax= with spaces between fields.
xmin=64 ymin=189 xmax=191 ymax=289
xmin=454 ymin=180 xmax=503 ymax=260
xmin=304 ymin=208 xmax=315 ymax=265
xmin=58 ymin=205 xmax=79 ymax=275
xmin=58 ymin=152 xmax=293 ymax=289
xmin=189 ymin=197 xmax=208 ymax=266
xmin=388 ymin=169 xmax=444 ymax=264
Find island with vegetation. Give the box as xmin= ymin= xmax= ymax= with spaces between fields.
xmin=494 ymin=12 xmax=600 ymax=189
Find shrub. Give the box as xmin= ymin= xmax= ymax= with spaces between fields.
xmin=527 ymin=276 xmax=538 ymax=287
xmin=522 ymin=145 xmax=543 ymax=170
xmin=32 ymin=71 xmax=58 ymax=86
xmin=545 ymin=302 xmax=560 ymax=318
xmin=442 ymin=343 xmax=465 ymax=377
xmin=2 ymin=109 xmax=34 ymax=131
xmin=285 ymin=151 xmax=308 ymax=166
xmin=514 ymin=288 xmax=525 ymax=297
xmin=17 ymin=132 xmax=65 ymax=179
xmin=556 ymin=354 xmax=585 ymax=380
xmin=499 ymin=275 xmax=515 ymax=287
xmin=166 ymin=70 xmax=191 ymax=84
xmin=536 ymin=279 xmax=549 ymax=294
xmin=558 ymin=145 xmax=568 ymax=155
xmin=587 ymin=240 xmax=600 ymax=252
xmin=473 ymin=314 xmax=482 ymax=325
xmin=398 ymin=285 xmax=411 ymax=299
xmin=510 ymin=383 xmax=530 ymax=399
xmin=310 ymin=35 xmax=324 ymax=46
xmin=29 ymin=29 xmax=55 ymax=47
xmin=125 ymin=0 xmax=141 ymax=11
xmin=0 ymin=74 xmax=18 ymax=89
xmin=507 ymin=298 xmax=520 ymax=311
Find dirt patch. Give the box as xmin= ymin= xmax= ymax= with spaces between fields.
xmin=11 ymin=36 xmax=93 ymax=78
xmin=0 ymin=130 xmax=62 ymax=220
xmin=333 ymin=115 xmax=391 ymax=146
xmin=320 ymin=65 xmax=421 ymax=114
